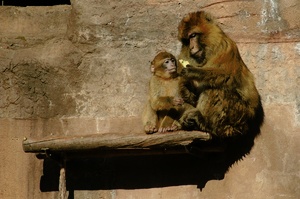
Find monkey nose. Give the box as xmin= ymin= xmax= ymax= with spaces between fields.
xmin=190 ymin=48 xmax=198 ymax=55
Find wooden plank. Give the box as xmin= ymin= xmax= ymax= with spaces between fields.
xmin=23 ymin=131 xmax=211 ymax=153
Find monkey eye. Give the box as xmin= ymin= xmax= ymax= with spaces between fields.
xmin=189 ymin=33 xmax=197 ymax=38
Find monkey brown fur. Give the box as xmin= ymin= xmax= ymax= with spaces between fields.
xmin=142 ymin=51 xmax=193 ymax=134
xmin=177 ymin=11 xmax=264 ymax=137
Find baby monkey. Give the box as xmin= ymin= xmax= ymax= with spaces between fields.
xmin=142 ymin=51 xmax=192 ymax=134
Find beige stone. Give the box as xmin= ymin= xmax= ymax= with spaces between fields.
xmin=0 ymin=0 xmax=299 ymax=198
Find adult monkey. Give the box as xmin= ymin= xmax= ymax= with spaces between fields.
xmin=177 ymin=11 xmax=264 ymax=137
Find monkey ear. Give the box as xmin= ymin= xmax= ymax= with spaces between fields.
xmin=204 ymin=12 xmax=214 ymax=23
xmin=150 ymin=65 xmax=155 ymax=73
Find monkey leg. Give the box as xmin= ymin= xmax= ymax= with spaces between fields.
xmin=179 ymin=108 xmax=208 ymax=131
xmin=198 ymin=90 xmax=251 ymax=137
xmin=158 ymin=115 xmax=176 ymax=133
xmin=142 ymin=102 xmax=158 ymax=134
xmin=158 ymin=109 xmax=182 ymax=133
xmin=165 ymin=103 xmax=195 ymax=132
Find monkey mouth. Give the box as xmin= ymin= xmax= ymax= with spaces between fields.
xmin=194 ymin=50 xmax=203 ymax=57
xmin=191 ymin=50 xmax=205 ymax=64
xmin=166 ymin=67 xmax=177 ymax=73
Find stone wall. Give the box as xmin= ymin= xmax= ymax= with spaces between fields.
xmin=0 ymin=0 xmax=299 ymax=198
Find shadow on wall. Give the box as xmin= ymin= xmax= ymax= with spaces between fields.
xmin=40 ymin=154 xmax=224 ymax=193
xmin=40 ymin=127 xmax=263 ymax=195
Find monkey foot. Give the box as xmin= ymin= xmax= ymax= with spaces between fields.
xmin=144 ymin=125 xmax=158 ymax=134
xmin=179 ymin=111 xmax=201 ymax=131
xmin=158 ymin=123 xmax=181 ymax=133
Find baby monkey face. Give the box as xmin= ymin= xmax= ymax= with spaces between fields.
xmin=163 ymin=58 xmax=177 ymax=74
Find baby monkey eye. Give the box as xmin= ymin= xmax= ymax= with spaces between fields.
xmin=165 ymin=60 xmax=170 ymax=64
xmin=165 ymin=58 xmax=175 ymax=64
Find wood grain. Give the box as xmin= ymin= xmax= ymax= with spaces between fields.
xmin=23 ymin=131 xmax=211 ymax=153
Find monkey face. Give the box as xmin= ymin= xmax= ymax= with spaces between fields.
xmin=151 ymin=52 xmax=178 ymax=79
xmin=178 ymin=11 xmax=217 ymax=66
xmin=163 ymin=58 xmax=177 ymax=74
xmin=153 ymin=57 xmax=177 ymax=79
xmin=187 ymin=32 xmax=206 ymax=64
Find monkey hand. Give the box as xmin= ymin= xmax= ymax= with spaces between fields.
xmin=181 ymin=64 xmax=197 ymax=77
xmin=172 ymin=97 xmax=184 ymax=106
xmin=181 ymin=66 xmax=191 ymax=76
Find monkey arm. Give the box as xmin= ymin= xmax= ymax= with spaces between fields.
xmin=142 ymin=102 xmax=159 ymax=134
xmin=150 ymin=96 xmax=178 ymax=111
xmin=180 ymin=90 xmax=198 ymax=107
xmin=142 ymin=102 xmax=158 ymax=125
xmin=179 ymin=79 xmax=198 ymax=107
xmin=181 ymin=66 xmax=233 ymax=89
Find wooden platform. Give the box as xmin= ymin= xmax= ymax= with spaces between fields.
xmin=22 ymin=131 xmax=223 ymax=199
xmin=23 ymin=131 xmax=217 ymax=158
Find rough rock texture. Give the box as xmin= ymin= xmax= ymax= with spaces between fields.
xmin=0 ymin=0 xmax=299 ymax=198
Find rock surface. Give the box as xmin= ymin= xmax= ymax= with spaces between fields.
xmin=0 ymin=0 xmax=299 ymax=198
